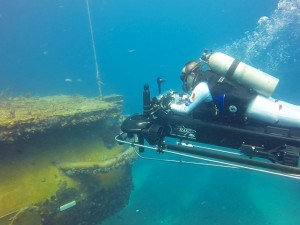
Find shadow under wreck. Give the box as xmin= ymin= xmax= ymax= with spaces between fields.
xmin=0 ymin=94 xmax=136 ymax=225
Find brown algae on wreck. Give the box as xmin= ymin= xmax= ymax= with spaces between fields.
xmin=0 ymin=95 xmax=122 ymax=143
xmin=0 ymin=94 xmax=136 ymax=225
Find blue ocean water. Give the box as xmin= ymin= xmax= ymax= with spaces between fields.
xmin=1 ymin=0 xmax=300 ymax=224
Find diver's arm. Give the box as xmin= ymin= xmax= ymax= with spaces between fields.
xmin=170 ymin=82 xmax=212 ymax=114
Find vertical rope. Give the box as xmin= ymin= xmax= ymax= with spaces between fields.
xmin=86 ymin=0 xmax=103 ymax=99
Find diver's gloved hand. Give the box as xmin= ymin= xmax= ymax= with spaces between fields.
xmin=161 ymin=94 xmax=173 ymax=110
xmin=170 ymin=92 xmax=189 ymax=105
xmin=156 ymin=90 xmax=175 ymax=110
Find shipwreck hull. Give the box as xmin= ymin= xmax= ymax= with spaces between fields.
xmin=0 ymin=95 xmax=135 ymax=225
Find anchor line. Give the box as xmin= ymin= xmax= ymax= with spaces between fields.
xmin=86 ymin=0 xmax=102 ymax=98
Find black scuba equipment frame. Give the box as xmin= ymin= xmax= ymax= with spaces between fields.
xmin=116 ymin=81 xmax=300 ymax=180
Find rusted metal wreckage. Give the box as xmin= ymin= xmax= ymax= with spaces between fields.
xmin=0 ymin=94 xmax=136 ymax=225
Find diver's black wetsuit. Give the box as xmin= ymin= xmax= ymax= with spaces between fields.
xmin=192 ymin=70 xmax=257 ymax=124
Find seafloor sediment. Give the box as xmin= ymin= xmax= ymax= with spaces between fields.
xmin=0 ymin=94 xmax=136 ymax=225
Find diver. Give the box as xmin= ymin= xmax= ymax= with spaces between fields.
xmin=169 ymin=51 xmax=300 ymax=128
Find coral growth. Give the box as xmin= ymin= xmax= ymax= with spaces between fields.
xmin=0 ymin=94 xmax=135 ymax=225
xmin=39 ymin=166 xmax=133 ymax=225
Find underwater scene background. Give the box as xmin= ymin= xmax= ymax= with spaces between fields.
xmin=1 ymin=0 xmax=300 ymax=224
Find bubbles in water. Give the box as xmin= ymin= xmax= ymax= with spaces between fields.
xmin=257 ymin=16 xmax=269 ymax=25
xmin=221 ymin=0 xmax=300 ymax=73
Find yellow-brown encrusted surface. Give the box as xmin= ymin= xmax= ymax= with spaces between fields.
xmin=0 ymin=95 xmax=123 ymax=143
xmin=0 ymin=94 xmax=135 ymax=225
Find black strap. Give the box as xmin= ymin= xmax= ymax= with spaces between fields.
xmin=226 ymin=59 xmax=240 ymax=78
